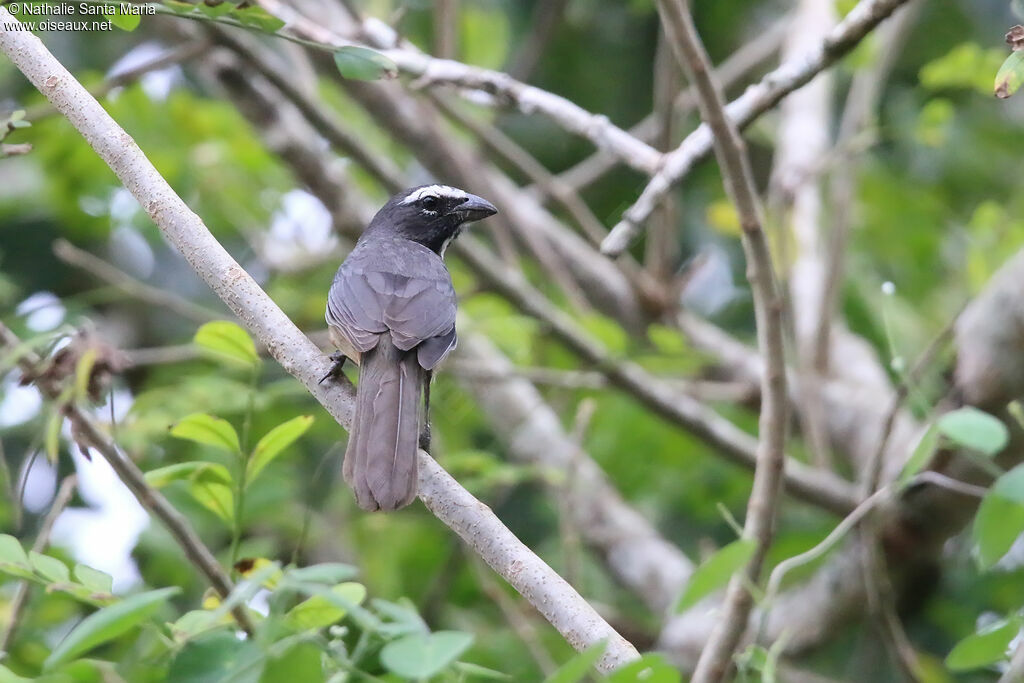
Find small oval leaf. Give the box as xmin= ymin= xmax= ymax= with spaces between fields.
xmin=170 ymin=413 xmax=241 ymax=454
xmin=144 ymin=461 xmax=231 ymax=488
xmin=544 ymin=640 xmax=607 ymax=683
xmin=996 ymin=50 xmax=1024 ymax=98
xmin=675 ymin=538 xmax=756 ymax=613
xmin=973 ymin=463 xmax=1024 ymax=568
xmin=194 ymin=321 xmax=260 ymax=368
xmin=246 ymin=415 xmax=314 ymax=485
xmin=937 ymin=407 xmax=1008 ymax=456
xmin=29 ymin=551 xmax=70 ymax=584
xmin=286 ymin=582 xmax=367 ymax=631
xmin=333 ymin=46 xmax=398 ymax=81
xmin=73 ymin=564 xmax=114 ymax=594
xmin=380 ymin=631 xmax=475 ymax=680
xmin=946 ymin=617 xmax=1020 ymax=671
xmin=43 ymin=587 xmax=180 ymax=670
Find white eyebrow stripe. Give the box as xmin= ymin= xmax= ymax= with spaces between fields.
xmin=400 ymin=185 xmax=468 ymax=204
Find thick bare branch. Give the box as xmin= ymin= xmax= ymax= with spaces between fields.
xmin=602 ymin=0 xmax=912 ymax=256
xmin=0 ymin=14 xmax=639 ymax=671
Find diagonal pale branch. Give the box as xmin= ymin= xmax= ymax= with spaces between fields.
xmin=0 ymin=11 xmax=640 ymax=672
xmin=654 ymin=1 xmax=789 ymax=681
xmin=258 ymin=0 xmax=663 ymax=176
xmin=601 ymin=0 xmax=912 ymax=256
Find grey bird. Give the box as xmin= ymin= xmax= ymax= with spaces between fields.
xmin=325 ymin=185 xmax=498 ymax=511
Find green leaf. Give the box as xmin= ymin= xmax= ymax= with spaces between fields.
xmin=198 ymin=2 xmax=234 ymax=18
xmin=380 ymin=631 xmax=475 ymax=680
xmin=189 ymin=468 xmax=235 ymax=523
xmin=231 ymin=5 xmax=286 ymax=33
xmin=194 ymin=321 xmax=260 ymax=369
xmin=937 ymin=407 xmax=1008 ymax=456
xmin=260 ymin=641 xmax=324 ymax=683
xmin=973 ymin=463 xmax=1024 ymax=568
xmin=73 ymin=564 xmax=113 ymax=594
xmin=43 ymin=587 xmax=180 ymax=671
xmin=946 ymin=617 xmax=1020 ymax=671
xmin=453 ymin=661 xmax=512 ymax=680
xmin=543 ymin=640 xmax=607 ymax=683
xmin=169 ymin=610 xmax=222 ymax=644
xmin=675 ymin=538 xmax=756 ymax=612
xmin=73 ymin=346 xmax=97 ymax=401
xmin=333 ymin=46 xmax=399 ymax=81
xmin=0 ymin=664 xmax=32 ymax=683
xmin=0 ymin=534 xmax=30 ymax=569
xmin=996 ymin=50 xmax=1024 ymax=98
xmin=286 ymin=582 xmax=367 ymax=631
xmin=285 ymin=563 xmax=358 ymax=586
xmin=898 ymin=424 xmax=939 ymax=485
xmin=104 ymin=7 xmax=141 ymax=31
xmin=44 ymin=407 xmax=62 ymax=463
xmin=647 ymin=324 xmax=688 ymax=354
xmin=29 ymin=551 xmax=69 ymax=583
xmin=171 ymin=413 xmax=241 ymax=454
xmin=607 ymin=653 xmax=681 ymax=683
xmin=145 ymin=461 xmax=232 ymax=488
xmin=246 ymin=415 xmax=314 ymax=485
xmin=579 ymin=314 xmax=628 ymax=354
xmin=169 ymin=630 xmax=264 ymax=683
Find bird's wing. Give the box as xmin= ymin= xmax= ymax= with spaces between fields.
xmin=326 ymin=241 xmax=457 ymax=366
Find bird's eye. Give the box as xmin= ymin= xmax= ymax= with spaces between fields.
xmin=421 ymin=196 xmax=439 ymax=212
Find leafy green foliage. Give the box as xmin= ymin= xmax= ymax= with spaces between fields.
xmin=945 ymin=616 xmax=1021 ymax=671
xmin=380 ymin=631 xmax=475 ymax=679
xmin=246 ymin=415 xmax=314 ymax=485
xmin=973 ymin=464 xmax=1024 ymax=568
xmin=171 ymin=413 xmax=242 ymax=454
xmin=675 ymin=538 xmax=755 ymax=613
xmin=43 ymin=587 xmax=181 ymax=671
xmin=333 ymin=47 xmax=399 ymax=81
xmin=194 ymin=321 xmax=261 ymax=369
xmin=936 ymin=407 xmax=1008 ymax=457
xmin=543 ymin=640 xmax=606 ymax=683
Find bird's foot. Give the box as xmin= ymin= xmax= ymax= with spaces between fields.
xmin=318 ymin=351 xmax=348 ymax=384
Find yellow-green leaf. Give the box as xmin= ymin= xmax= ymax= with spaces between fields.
xmin=675 ymin=538 xmax=755 ymax=613
xmin=995 ymin=50 xmax=1024 ymax=98
xmin=43 ymin=587 xmax=180 ymax=671
xmin=29 ymin=551 xmax=69 ymax=583
xmin=246 ymin=415 xmax=314 ymax=485
xmin=144 ymin=461 xmax=231 ymax=489
xmin=333 ymin=46 xmax=399 ymax=81
xmin=170 ymin=413 xmax=241 ymax=454
xmin=104 ymin=7 xmax=141 ymax=31
xmin=194 ymin=321 xmax=260 ymax=369
xmin=286 ymin=582 xmax=367 ymax=630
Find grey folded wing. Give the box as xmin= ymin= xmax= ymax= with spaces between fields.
xmin=326 ymin=256 xmax=458 ymax=370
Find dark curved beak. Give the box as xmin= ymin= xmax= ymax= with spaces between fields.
xmin=454 ymin=193 xmax=498 ymax=223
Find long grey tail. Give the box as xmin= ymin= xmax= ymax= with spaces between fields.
xmin=344 ymin=338 xmax=423 ymax=511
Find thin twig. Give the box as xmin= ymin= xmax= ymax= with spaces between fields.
xmin=53 ymin=238 xmax=222 ymax=324
xmin=24 ymin=40 xmax=208 ymax=123
xmin=654 ymin=2 xmax=789 ymax=681
xmin=258 ymin=0 xmax=664 ymax=175
xmin=0 ymin=17 xmax=639 ymax=670
xmin=458 ymin=239 xmax=853 ymax=515
xmin=0 ymin=474 xmax=77 ymax=654
xmin=602 ymin=0 xmax=912 ymax=256
xmin=545 ymin=18 xmax=787 ymax=200
xmin=0 ymin=323 xmax=257 ymax=635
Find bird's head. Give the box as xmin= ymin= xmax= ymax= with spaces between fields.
xmin=367 ymin=185 xmax=498 ymax=256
